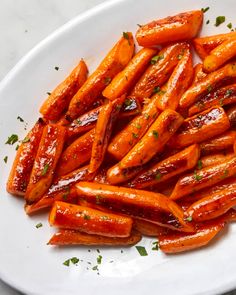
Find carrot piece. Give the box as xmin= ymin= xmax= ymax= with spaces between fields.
xmin=200 ymin=130 xmax=236 ymax=155
xmin=227 ymin=104 xmax=236 ymax=128
xmin=170 ymin=156 xmax=236 ymax=200
xmin=102 ymin=48 xmax=157 ymax=100
xmin=179 ymin=62 xmax=236 ymax=109
xmin=48 ymin=229 xmax=141 ymax=246
xmin=192 ymin=63 xmax=207 ymax=84
xmin=130 ymin=144 xmax=200 ymax=189
xmin=200 ymin=152 xmax=235 ymax=168
xmin=106 ymin=164 xmax=143 ymax=185
xmin=56 ymin=128 xmax=95 ymax=176
xmin=156 ymin=45 xmax=193 ymax=110
xmin=136 ymin=10 xmax=203 ymax=47
xmin=40 ymin=60 xmax=88 ymax=121
xmin=203 ymin=38 xmax=236 ymax=72
xmin=159 ymin=220 xmax=225 ymax=254
xmin=75 ymin=182 xmax=194 ymax=232
xmin=49 ymin=201 xmax=133 ymax=238
xmin=133 ymin=219 xmax=171 ymax=237
xmin=6 ymin=118 xmax=45 ymax=196
xmin=193 ymin=32 xmax=236 ymax=59
xmin=188 ymin=84 xmax=236 ymax=116
xmin=65 ymin=33 xmax=134 ymax=120
xmin=130 ymin=43 xmax=186 ymax=101
xmin=118 ymin=109 xmax=183 ymax=169
xmin=89 ymin=95 xmax=125 ymax=173
xmin=234 ymin=140 xmax=236 ymax=153
xmin=25 ymin=124 xmax=66 ymax=204
xmin=168 ymin=107 xmax=230 ymax=149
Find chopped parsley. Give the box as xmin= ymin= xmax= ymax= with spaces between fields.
xmin=227 ymin=23 xmax=233 ymax=30
xmin=201 ymin=7 xmax=209 ymax=13
xmin=215 ymin=16 xmax=226 ymax=27
xmin=47 ymin=92 xmax=51 ymax=96
xmin=22 ymin=137 xmax=30 ymax=143
xmin=152 ymin=130 xmax=159 ymax=139
xmin=5 ymin=134 xmax=18 ymax=145
xmin=221 ymin=169 xmax=229 ymax=179
xmin=152 ymin=241 xmax=159 ymax=251
xmin=17 ymin=116 xmax=24 ymax=122
xmin=123 ymin=32 xmax=129 ymax=39
xmin=70 ymin=257 xmax=79 ymax=264
xmin=41 ymin=163 xmax=49 ymax=176
xmin=186 ymin=216 xmax=193 ymax=222
xmin=194 ymin=170 xmax=202 ymax=181
xmin=136 ymin=123 xmax=141 ymax=129
xmin=83 ymin=214 xmax=91 ymax=220
xmin=153 ymin=86 xmax=161 ymax=94
xmin=132 ymin=132 xmax=138 ymax=139
xmin=77 ymin=119 xmax=82 ymax=125
xmin=92 ymin=265 xmax=98 ymax=271
xmin=63 ymin=259 xmax=70 ymax=267
xmin=225 ymin=89 xmax=233 ymax=98
xmin=206 ymin=20 xmax=210 ymax=25
xmin=150 ymin=55 xmax=164 ymax=65
xmin=3 ymin=156 xmax=8 ymax=163
xmin=15 ymin=145 xmax=19 ymax=151
xmin=137 ymin=24 xmax=143 ymax=28
xmin=197 ymin=160 xmax=203 ymax=170
xmin=97 ymin=255 xmax=102 ymax=264
xmin=96 ymin=249 xmax=100 ymax=253
xmin=124 ymin=98 xmax=132 ymax=106
xmin=54 ymin=66 xmax=59 ymax=71
xmin=35 ymin=222 xmax=43 ymax=228
xmin=135 ymin=246 xmax=148 ymax=256
xmin=155 ymin=171 xmax=162 ymax=180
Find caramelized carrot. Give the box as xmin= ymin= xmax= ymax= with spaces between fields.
xmin=25 ymin=124 xmax=66 ymax=204
xmin=188 ymin=84 xmax=236 ymax=116
xmin=40 ymin=60 xmax=88 ymax=121
xmin=134 ymin=219 xmax=171 ymax=237
xmin=48 ymin=229 xmax=141 ymax=246
xmin=136 ymin=10 xmax=203 ymax=47
xmin=192 ymin=63 xmax=207 ymax=84
xmin=6 ymin=118 xmax=45 ymax=196
xmin=120 ymin=97 xmax=141 ymax=117
xmin=170 ymin=156 xmax=236 ymax=200
xmin=227 ymin=104 xmax=236 ymax=128
xmin=179 ymin=63 xmax=236 ymax=109
xmin=49 ymin=201 xmax=133 ymax=238
xmin=56 ymin=129 xmax=95 ymax=176
xmin=106 ymin=164 xmax=143 ymax=185
xmin=168 ymin=107 xmax=230 ymax=149
xmin=103 ymin=48 xmax=157 ymax=100
xmin=66 ymin=33 xmax=134 ymax=120
xmin=130 ymin=144 xmax=200 ymax=189
xmin=200 ymin=152 xmax=235 ymax=168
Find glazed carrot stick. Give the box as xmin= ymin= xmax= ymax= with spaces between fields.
xmin=170 ymin=156 xmax=236 ymax=200
xmin=48 ymin=229 xmax=141 ymax=246
xmin=227 ymin=105 xmax=236 ymax=127
xmin=200 ymin=130 xmax=236 ymax=155
xmin=188 ymin=84 xmax=236 ymax=116
xmin=203 ymin=38 xmax=236 ymax=72
xmin=120 ymin=97 xmax=141 ymax=117
xmin=65 ymin=33 xmax=134 ymax=120
xmin=89 ymin=95 xmax=125 ymax=173
xmin=179 ymin=62 xmax=236 ymax=109
xmin=129 ymin=43 xmax=186 ymax=101
xmin=56 ymin=128 xmax=95 ymax=176
xmin=133 ymin=219 xmax=171 ymax=237
xmin=40 ymin=60 xmax=88 ymax=121
xmin=168 ymin=107 xmax=230 ymax=149
xmin=6 ymin=118 xmax=45 ymax=196
xmin=130 ymin=144 xmax=200 ymax=189
xmin=156 ymin=45 xmax=193 ymax=110
xmin=118 ymin=109 xmax=183 ymax=169
xmin=200 ymin=152 xmax=235 ymax=168
xmin=49 ymin=201 xmax=133 ymax=237
xmin=102 ymin=48 xmax=157 ymax=100
xmin=25 ymin=124 xmax=66 ymax=204
xmin=159 ymin=221 xmax=225 ymax=254
xmin=75 ymin=182 xmax=194 ymax=232
xmin=193 ymin=32 xmax=236 ymax=59
xmin=136 ymin=10 xmax=203 ymax=47
xmin=106 ymin=164 xmax=143 ymax=185
xmin=192 ymin=63 xmax=207 ymax=84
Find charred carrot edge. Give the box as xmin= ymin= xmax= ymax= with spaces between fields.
xmin=136 ymin=10 xmax=203 ymax=47
xmin=170 ymin=156 xmax=236 ymax=200
xmin=156 ymin=45 xmax=193 ymax=110
xmin=56 ymin=128 xmax=95 ymax=177
xmin=40 ymin=60 xmax=88 ymax=121
xmin=192 ymin=63 xmax=207 ymax=84
xmin=103 ymin=48 xmax=157 ymax=100
xmin=75 ymin=182 xmax=194 ymax=232
xmin=49 ymin=201 xmax=133 ymax=238
xmin=227 ymin=105 xmax=236 ymax=128
xmin=25 ymin=124 xmax=66 ymax=205
xmin=193 ymin=32 xmax=236 ymax=59
xmin=133 ymin=219 xmax=171 ymax=237
xmin=179 ymin=62 xmax=236 ymax=109
xmin=130 ymin=144 xmax=200 ymax=189
xmin=188 ymin=84 xmax=236 ymax=116
xmin=130 ymin=43 xmax=187 ymax=100
xmin=6 ymin=118 xmax=45 ymax=196
xmin=66 ymin=33 xmax=134 ymax=120
xmin=200 ymin=152 xmax=235 ymax=168
xmin=168 ymin=107 xmax=230 ymax=149
xmin=48 ymin=229 xmax=142 ymax=246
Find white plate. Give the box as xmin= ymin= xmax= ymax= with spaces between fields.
xmin=0 ymin=0 xmax=236 ymax=294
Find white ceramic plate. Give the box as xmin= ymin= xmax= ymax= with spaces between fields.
xmin=0 ymin=0 xmax=236 ymax=294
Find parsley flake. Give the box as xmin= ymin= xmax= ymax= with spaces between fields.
xmin=3 ymin=156 xmax=8 ymax=163
xmin=97 ymin=255 xmax=102 ymax=264
xmin=150 ymin=55 xmax=164 ymax=65
xmin=155 ymin=171 xmax=162 ymax=180
xmin=132 ymin=132 xmax=138 ymax=139
xmin=63 ymin=259 xmax=70 ymax=267
xmin=92 ymin=265 xmax=98 ymax=271
xmin=215 ymin=16 xmax=226 ymax=27
xmin=153 ymin=86 xmax=161 ymax=94
xmin=152 ymin=130 xmax=159 ymax=139
xmin=83 ymin=214 xmax=91 ymax=220
xmin=70 ymin=257 xmax=79 ymax=264
xmin=227 ymin=23 xmax=233 ymax=29
xmin=22 ymin=137 xmax=30 ymax=143
xmin=124 ymin=98 xmax=132 ymax=106
xmin=5 ymin=134 xmax=18 ymax=145
xmin=206 ymin=20 xmax=210 ymax=25
xmin=186 ymin=216 xmax=193 ymax=222
xmin=55 ymin=66 xmax=59 ymax=71
xmin=201 ymin=7 xmax=209 ymax=13
xmin=42 ymin=163 xmax=49 ymax=176
xmin=47 ymin=92 xmax=51 ymax=96
xmin=194 ymin=170 xmax=202 ymax=181
xmin=36 ymin=222 xmax=43 ymax=228
xmin=17 ymin=116 xmax=24 ymax=122
xmin=197 ymin=160 xmax=203 ymax=170
xmin=152 ymin=241 xmax=159 ymax=251
xmin=136 ymin=246 xmax=148 ymax=256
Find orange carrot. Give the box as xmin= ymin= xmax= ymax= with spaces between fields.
xmin=133 ymin=219 xmax=171 ymax=237
xmin=200 ymin=152 xmax=235 ymax=168
xmin=227 ymin=104 xmax=236 ymax=128
xmin=192 ymin=63 xmax=207 ymax=84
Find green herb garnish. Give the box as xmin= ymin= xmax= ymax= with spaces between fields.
xmin=97 ymin=255 xmax=102 ymax=264
xmin=201 ymin=7 xmax=209 ymax=13
xmin=15 ymin=145 xmax=19 ymax=151
xmin=215 ymin=16 xmax=226 ymax=27
xmin=155 ymin=171 xmax=162 ymax=180
xmin=47 ymin=92 xmax=51 ymax=96
xmin=70 ymin=257 xmax=79 ymax=264
xmin=17 ymin=116 xmax=24 ymax=122
xmin=197 ymin=160 xmax=203 ymax=170
xmin=63 ymin=259 xmax=70 ymax=267
xmin=22 ymin=137 xmax=30 ymax=143
xmin=136 ymin=124 xmax=141 ymax=129
xmin=124 ymin=98 xmax=132 ymax=106
xmin=152 ymin=130 xmax=159 ymax=139
xmin=153 ymin=86 xmax=161 ymax=94
xmin=92 ymin=265 xmax=98 ymax=271
xmin=206 ymin=20 xmax=210 ymax=25
xmin=143 ymin=113 xmax=150 ymax=120
xmin=150 ymin=55 xmax=164 ymax=65
xmin=194 ymin=170 xmax=202 ymax=181
xmin=132 ymin=132 xmax=138 ymax=139
xmin=152 ymin=241 xmax=159 ymax=251
xmin=36 ymin=222 xmax=43 ymax=228
xmin=55 ymin=66 xmax=59 ymax=71
xmin=5 ymin=134 xmax=18 ymax=145
xmin=42 ymin=163 xmax=49 ymax=176
xmin=3 ymin=156 xmax=8 ymax=163
xmin=83 ymin=214 xmax=91 ymax=220
xmin=136 ymin=246 xmax=148 ymax=256
xmin=186 ymin=216 xmax=193 ymax=222
xmin=221 ymin=169 xmax=229 ymax=179
xmin=227 ymin=23 xmax=233 ymax=29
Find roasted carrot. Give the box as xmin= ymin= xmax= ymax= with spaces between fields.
xmin=49 ymin=201 xmax=133 ymax=238
xmin=6 ymin=118 xmax=45 ymax=196
xmin=234 ymin=140 xmax=236 ymax=153
xmin=65 ymin=33 xmax=134 ymax=120
xmin=25 ymin=124 xmax=66 ymax=204
xmin=193 ymin=32 xmax=236 ymax=59
xmin=56 ymin=128 xmax=95 ymax=176
xmin=129 ymin=43 xmax=186 ymax=101
xmin=170 ymin=156 xmax=236 ymax=200
xmin=133 ymin=219 xmax=171 ymax=237
xmin=102 ymin=48 xmax=157 ymax=100
xmin=48 ymin=229 xmax=141 ymax=246
xmin=75 ymin=182 xmax=194 ymax=232
xmin=188 ymin=84 xmax=236 ymax=116
xmin=192 ymin=63 xmax=207 ymax=84
xmin=130 ymin=144 xmax=200 ymax=189
xmin=136 ymin=10 xmax=203 ymax=47
xmin=179 ymin=63 xmax=236 ymax=109
xmin=40 ymin=60 xmax=88 ymax=121
xmin=168 ymin=107 xmax=230 ymax=149
xmin=200 ymin=152 xmax=235 ymax=168
xmin=120 ymin=97 xmax=141 ymax=117
xmin=156 ymin=45 xmax=193 ymax=110
xmin=227 ymin=104 xmax=236 ymax=128
xmin=106 ymin=164 xmax=143 ymax=185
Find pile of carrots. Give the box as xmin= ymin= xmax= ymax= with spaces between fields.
xmin=7 ymin=10 xmax=236 ymax=254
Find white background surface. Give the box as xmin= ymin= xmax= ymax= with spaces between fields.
xmin=0 ymin=1 xmax=235 ymax=295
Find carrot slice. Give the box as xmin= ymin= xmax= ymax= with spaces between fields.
xmin=200 ymin=152 xmax=234 ymax=168
xmin=192 ymin=63 xmax=207 ymax=84
xmin=133 ymin=219 xmax=171 ymax=237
